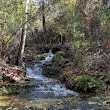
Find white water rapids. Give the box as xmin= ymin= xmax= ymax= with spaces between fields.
xmin=26 ymin=51 xmax=78 ymax=99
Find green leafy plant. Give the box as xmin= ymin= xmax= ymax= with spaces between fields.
xmin=75 ymin=75 xmax=106 ymax=92
xmin=104 ymin=76 xmax=110 ymax=85
xmin=98 ymin=3 xmax=110 ymax=30
xmin=53 ymin=51 xmax=63 ymax=63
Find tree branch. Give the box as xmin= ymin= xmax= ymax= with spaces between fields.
xmin=1 ymin=15 xmax=37 ymax=52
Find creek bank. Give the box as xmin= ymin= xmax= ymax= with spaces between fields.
xmin=0 ymin=94 xmax=110 ymax=110
xmin=0 ymin=49 xmax=110 ymax=110
xmin=0 ymin=58 xmax=29 ymax=95
xmin=24 ymin=44 xmax=70 ymax=64
xmin=24 ymin=44 xmax=110 ymax=93
xmin=42 ymin=50 xmax=110 ymax=93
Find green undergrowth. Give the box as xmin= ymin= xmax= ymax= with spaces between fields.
xmin=52 ymin=51 xmax=63 ymax=64
xmin=74 ymin=74 xmax=106 ymax=92
xmin=0 ymin=84 xmax=20 ymax=95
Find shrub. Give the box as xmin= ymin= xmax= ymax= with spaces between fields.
xmin=75 ymin=75 xmax=106 ymax=92
xmin=52 ymin=51 xmax=63 ymax=64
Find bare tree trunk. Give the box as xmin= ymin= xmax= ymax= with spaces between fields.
xmin=16 ymin=0 xmax=29 ymax=66
xmin=42 ymin=0 xmax=46 ymax=44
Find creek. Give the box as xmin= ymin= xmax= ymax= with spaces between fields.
xmin=0 ymin=52 xmax=110 ymax=110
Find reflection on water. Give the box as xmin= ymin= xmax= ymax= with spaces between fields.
xmin=0 ymin=52 xmax=110 ymax=110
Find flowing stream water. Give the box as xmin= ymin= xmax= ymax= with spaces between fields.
xmin=0 ymin=52 xmax=110 ymax=110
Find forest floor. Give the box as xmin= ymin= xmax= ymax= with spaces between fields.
xmin=0 ymin=58 xmax=28 ymax=85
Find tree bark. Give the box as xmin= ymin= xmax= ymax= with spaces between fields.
xmin=42 ymin=0 xmax=46 ymax=44
xmin=16 ymin=0 xmax=29 ymax=66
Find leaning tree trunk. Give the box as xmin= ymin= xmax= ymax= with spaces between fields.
xmin=16 ymin=0 xmax=29 ymax=66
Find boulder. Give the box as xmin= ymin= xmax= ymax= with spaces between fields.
xmin=43 ymin=64 xmax=60 ymax=77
